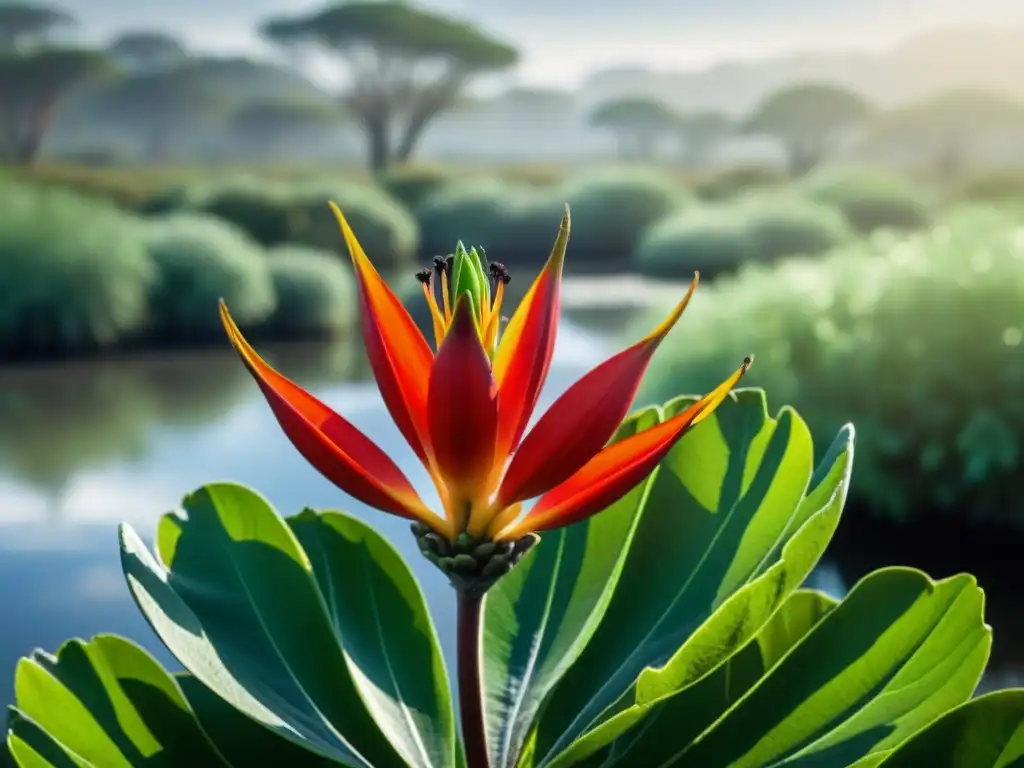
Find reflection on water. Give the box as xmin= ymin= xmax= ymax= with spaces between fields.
xmin=0 ymin=314 xmax=616 ymax=702
xmin=0 ymin=310 xmax=1019 ymax=706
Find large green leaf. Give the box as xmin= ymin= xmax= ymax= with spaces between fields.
xmin=589 ymin=589 xmax=839 ymax=767
xmin=656 ymin=567 xmax=991 ymax=767
xmin=6 ymin=634 xmax=224 ymax=766
xmin=120 ymin=483 xmax=456 ymax=768
xmin=874 ymin=689 xmax=1024 ymax=767
xmin=532 ymin=389 xmax=850 ymax=766
xmin=483 ymin=407 xmax=661 ymax=768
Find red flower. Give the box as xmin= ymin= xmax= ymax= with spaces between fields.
xmin=221 ymin=204 xmax=749 ymax=542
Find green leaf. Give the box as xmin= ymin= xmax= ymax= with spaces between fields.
xmin=119 ymin=482 xmax=455 ymax=768
xmin=177 ymin=675 xmax=333 ymax=767
xmin=669 ymin=567 xmax=991 ymax=767
xmin=594 ymin=589 xmax=839 ymax=767
xmin=874 ymin=689 xmax=1024 ymax=767
xmin=7 ymin=635 xmax=224 ymax=767
xmin=534 ymin=389 xmax=847 ymax=766
xmin=483 ymin=407 xmax=662 ymax=768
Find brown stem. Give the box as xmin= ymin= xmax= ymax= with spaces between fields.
xmin=457 ymin=590 xmax=490 ymax=768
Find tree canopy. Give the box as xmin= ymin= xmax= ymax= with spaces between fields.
xmin=108 ymin=30 xmax=187 ymax=72
xmin=259 ymin=1 xmax=518 ymax=170
xmin=0 ymin=1 xmax=72 ymax=51
xmin=588 ymin=96 xmax=681 ymax=159
xmin=229 ymin=98 xmax=343 ymax=155
xmin=744 ymin=82 xmax=873 ymax=173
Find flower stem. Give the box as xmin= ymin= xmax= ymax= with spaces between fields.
xmin=457 ymin=590 xmax=491 ymax=768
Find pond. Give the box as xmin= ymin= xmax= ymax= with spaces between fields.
xmin=0 ymin=303 xmax=1019 ymax=707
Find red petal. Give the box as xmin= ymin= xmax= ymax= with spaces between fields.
xmin=496 ymin=276 xmax=699 ymax=506
xmin=496 ymin=358 xmax=751 ymax=539
xmin=428 ymin=295 xmax=499 ymax=531
xmin=331 ymin=203 xmax=434 ymax=465
xmin=490 ymin=207 xmax=569 ymax=459
xmin=221 ymin=302 xmax=447 ymax=536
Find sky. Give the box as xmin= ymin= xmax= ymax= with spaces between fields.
xmin=50 ymin=0 xmax=1024 ymax=86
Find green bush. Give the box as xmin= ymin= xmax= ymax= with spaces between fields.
xmin=143 ymin=213 xmax=276 ymax=340
xmin=803 ymin=168 xmax=932 ymax=233
xmin=640 ymin=207 xmax=1024 ymax=527
xmin=266 ymin=245 xmax=357 ymax=337
xmin=274 ymin=181 xmax=419 ymax=272
xmin=561 ymin=168 xmax=691 ymax=270
xmin=196 ymin=183 xmax=294 ymax=246
xmin=695 ymin=164 xmax=790 ymax=201
xmin=632 ymin=196 xmax=851 ymax=279
xmin=955 ymin=170 xmax=1024 ymax=203
xmin=633 ymin=206 xmax=755 ymax=279
xmin=378 ymin=164 xmax=452 ymax=211
xmin=0 ymin=181 xmax=154 ymax=358
xmin=739 ymin=194 xmax=854 ymax=262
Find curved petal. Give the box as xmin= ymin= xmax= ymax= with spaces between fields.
xmin=496 ymin=275 xmax=699 ymax=507
xmin=428 ymin=296 xmax=499 ymax=534
xmin=490 ymin=207 xmax=570 ymax=459
xmin=330 ymin=202 xmax=434 ymax=465
xmin=221 ymin=302 xmax=447 ymax=536
xmin=495 ymin=357 xmax=751 ymax=539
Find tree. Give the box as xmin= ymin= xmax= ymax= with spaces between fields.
xmin=108 ymin=30 xmax=187 ymax=73
xmin=743 ymin=83 xmax=873 ymax=175
xmin=588 ymin=96 xmax=680 ymax=159
xmin=675 ymin=111 xmax=732 ymax=166
xmin=0 ymin=48 xmax=107 ymax=162
xmin=859 ymin=89 xmax=1024 ymax=177
xmin=228 ymin=99 xmax=343 ymax=158
xmin=258 ymin=1 xmax=518 ymax=172
xmin=0 ymin=1 xmax=71 ymax=51
xmin=89 ymin=63 xmax=222 ymax=161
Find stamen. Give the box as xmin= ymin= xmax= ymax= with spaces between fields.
xmin=484 ymin=279 xmax=505 ymax=350
xmin=420 ymin=269 xmax=446 ymax=348
xmin=440 ymin=257 xmax=452 ymax=323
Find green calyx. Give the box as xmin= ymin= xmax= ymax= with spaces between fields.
xmin=411 ymin=522 xmax=539 ymax=596
xmin=450 ymin=242 xmax=490 ymax=323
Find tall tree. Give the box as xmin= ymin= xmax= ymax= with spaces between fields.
xmin=588 ymin=96 xmax=679 ymax=159
xmin=859 ymin=89 xmax=1024 ymax=177
xmin=675 ymin=111 xmax=732 ymax=166
xmin=0 ymin=1 xmax=71 ymax=51
xmin=743 ymin=83 xmax=873 ymax=175
xmin=228 ymin=99 xmax=343 ymax=158
xmin=108 ymin=30 xmax=187 ymax=73
xmin=89 ymin=63 xmax=221 ymax=161
xmin=259 ymin=1 xmax=518 ymax=171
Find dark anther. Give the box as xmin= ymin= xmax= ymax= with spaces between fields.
xmin=415 ymin=268 xmax=432 ymax=284
xmin=444 ymin=254 xmax=454 ymax=271
xmin=488 ymin=261 xmax=506 ymax=277
xmin=500 ymin=273 xmax=511 ymax=284
xmin=432 ymin=255 xmax=447 ymax=273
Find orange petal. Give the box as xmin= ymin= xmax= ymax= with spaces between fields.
xmin=496 ymin=357 xmax=751 ymax=539
xmin=496 ymin=275 xmax=699 ymax=507
xmin=428 ymin=295 xmax=499 ymax=532
xmin=220 ymin=302 xmax=447 ymax=536
xmin=491 ymin=207 xmax=570 ymax=457
xmin=330 ymin=202 xmax=434 ymax=465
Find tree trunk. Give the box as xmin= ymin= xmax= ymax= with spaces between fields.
xmin=365 ymin=113 xmax=391 ymax=172
xmin=787 ymin=143 xmax=821 ymax=176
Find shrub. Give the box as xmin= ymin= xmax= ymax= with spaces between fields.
xmin=6 ymin=164 xmax=175 ymax=211
xmin=0 ymin=181 xmax=154 ymax=358
xmin=561 ymin=167 xmax=691 ymax=270
xmin=640 ymin=207 xmax=1024 ymax=527
xmin=378 ymin=164 xmax=452 ymax=211
xmin=632 ymin=195 xmax=852 ymax=279
xmin=265 ymin=245 xmax=357 ymax=337
xmin=695 ymin=164 xmax=791 ymax=201
xmin=803 ymin=167 xmax=932 ymax=233
xmin=196 ymin=183 xmax=294 ymax=246
xmin=738 ymin=194 xmax=854 ymax=262
xmin=276 ymin=180 xmax=419 ymax=272
xmin=956 ymin=170 xmax=1024 ymax=203
xmin=143 ymin=213 xmax=276 ymax=340
xmin=633 ymin=206 xmax=755 ymax=279
xmin=416 ymin=178 xmax=510 ymax=261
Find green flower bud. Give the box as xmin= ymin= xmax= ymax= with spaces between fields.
xmin=452 ymin=554 xmax=478 ymax=575
xmin=451 ymin=242 xmax=485 ymax=322
xmin=468 ymin=246 xmax=490 ymax=307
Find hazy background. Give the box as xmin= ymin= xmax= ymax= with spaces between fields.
xmin=0 ymin=0 xmax=1023 ymax=726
